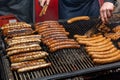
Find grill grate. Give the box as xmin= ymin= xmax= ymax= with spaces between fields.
xmin=1 ymin=20 xmax=120 ymax=80
xmin=3 ymin=48 xmax=91 ymax=80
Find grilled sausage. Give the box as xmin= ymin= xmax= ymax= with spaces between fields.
xmin=42 ymin=37 xmax=68 ymax=44
xmin=11 ymin=59 xmax=46 ymax=70
xmin=2 ymin=22 xmax=30 ymax=29
xmin=39 ymin=29 xmax=67 ymax=35
xmin=67 ymin=16 xmax=90 ymax=24
xmin=91 ymin=50 xmax=120 ymax=59
xmin=3 ymin=28 xmax=33 ymax=36
xmin=93 ymin=53 xmax=120 ymax=64
xmin=50 ymin=44 xmax=80 ymax=52
xmin=86 ymin=44 xmax=114 ymax=52
xmin=74 ymin=34 xmax=87 ymax=38
xmin=89 ymin=48 xmax=117 ymax=55
xmin=86 ymin=42 xmax=113 ymax=51
xmin=7 ymin=38 xmax=41 ymax=46
xmin=45 ymin=39 xmax=75 ymax=46
xmin=77 ymin=38 xmax=111 ymax=46
xmin=42 ymin=32 xmax=69 ymax=38
xmin=6 ymin=44 xmax=40 ymax=51
xmin=77 ymin=37 xmax=105 ymax=43
xmin=10 ymin=51 xmax=48 ymax=63
xmin=74 ymin=34 xmax=103 ymax=39
xmin=37 ymin=27 xmax=66 ymax=33
xmin=86 ymin=42 xmax=112 ymax=50
xmin=42 ymin=34 xmax=68 ymax=41
xmin=7 ymin=46 xmax=42 ymax=56
xmin=12 ymin=35 xmax=41 ymax=40
xmin=17 ymin=63 xmax=51 ymax=73
xmin=6 ymin=35 xmax=41 ymax=43
xmin=49 ymin=41 xmax=79 ymax=48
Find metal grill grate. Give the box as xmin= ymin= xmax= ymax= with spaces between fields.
xmin=1 ymin=20 xmax=120 ymax=80
xmin=2 ymin=47 xmax=93 ymax=80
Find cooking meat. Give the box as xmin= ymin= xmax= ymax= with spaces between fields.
xmin=10 ymin=51 xmax=48 ymax=63
xmin=50 ymin=44 xmax=80 ymax=52
xmin=11 ymin=59 xmax=46 ymax=70
xmin=17 ymin=63 xmax=51 ymax=73
xmin=7 ymin=46 xmax=42 ymax=56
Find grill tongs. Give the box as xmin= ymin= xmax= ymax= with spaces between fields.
xmin=84 ymin=17 xmax=102 ymax=37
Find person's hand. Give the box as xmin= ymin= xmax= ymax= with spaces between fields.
xmin=100 ymin=2 xmax=115 ymax=23
xmin=39 ymin=0 xmax=50 ymax=7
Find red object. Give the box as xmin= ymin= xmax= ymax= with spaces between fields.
xmin=98 ymin=0 xmax=104 ymax=7
xmin=0 ymin=14 xmax=18 ymax=27
xmin=34 ymin=0 xmax=58 ymax=23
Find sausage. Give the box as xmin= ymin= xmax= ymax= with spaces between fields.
xmin=50 ymin=44 xmax=80 ymax=52
xmin=12 ymin=35 xmax=41 ymax=40
xmin=11 ymin=59 xmax=46 ymax=70
xmin=91 ymin=50 xmax=120 ymax=59
xmin=85 ymin=42 xmax=113 ymax=50
xmin=42 ymin=32 xmax=69 ymax=38
xmin=93 ymin=53 xmax=120 ymax=64
xmin=6 ymin=28 xmax=34 ymax=38
xmin=3 ymin=28 xmax=33 ymax=36
xmin=35 ymin=25 xmax=49 ymax=30
xmin=17 ymin=63 xmax=51 ymax=73
xmin=10 ymin=51 xmax=48 ymax=63
xmin=36 ymin=25 xmax=63 ymax=31
xmin=42 ymin=34 xmax=68 ymax=41
xmin=7 ymin=42 xmax=40 ymax=48
xmin=10 ymin=51 xmax=48 ymax=58
xmin=67 ymin=16 xmax=90 ymax=24
xmin=88 ymin=48 xmax=117 ymax=55
xmin=77 ymin=38 xmax=111 ymax=46
xmin=74 ymin=34 xmax=87 ymax=38
xmin=77 ymin=37 xmax=105 ymax=43
xmin=7 ymin=46 xmax=42 ymax=56
xmin=3 ymin=24 xmax=31 ymax=29
xmin=49 ymin=41 xmax=79 ymax=48
xmin=6 ymin=44 xmax=40 ymax=51
xmin=6 ymin=35 xmax=41 ymax=43
xmin=37 ymin=27 xmax=66 ymax=33
xmin=45 ymin=39 xmax=75 ymax=46
xmin=7 ymin=38 xmax=41 ymax=46
xmin=74 ymin=35 xmax=103 ymax=40
xmin=2 ymin=22 xmax=30 ymax=29
xmin=42 ymin=37 xmax=68 ymax=44
xmin=86 ymin=45 xmax=114 ymax=52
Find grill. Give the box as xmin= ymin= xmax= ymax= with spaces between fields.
xmin=0 ymin=20 xmax=120 ymax=80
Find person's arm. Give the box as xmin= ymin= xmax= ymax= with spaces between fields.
xmin=39 ymin=0 xmax=50 ymax=7
xmin=100 ymin=0 xmax=116 ymax=23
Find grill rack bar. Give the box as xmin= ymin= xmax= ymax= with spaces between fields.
xmin=34 ymin=61 xmax=120 ymax=80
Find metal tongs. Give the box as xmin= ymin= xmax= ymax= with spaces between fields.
xmin=84 ymin=17 xmax=102 ymax=37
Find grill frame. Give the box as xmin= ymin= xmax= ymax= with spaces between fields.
xmin=0 ymin=19 xmax=120 ymax=80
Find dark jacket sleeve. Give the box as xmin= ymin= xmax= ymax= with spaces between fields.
xmin=104 ymin=0 xmax=117 ymax=4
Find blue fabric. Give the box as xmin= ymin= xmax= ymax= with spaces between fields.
xmin=59 ymin=0 xmax=100 ymax=19
xmin=0 ymin=0 xmax=10 ymax=6
xmin=0 ymin=0 xmax=33 ymax=23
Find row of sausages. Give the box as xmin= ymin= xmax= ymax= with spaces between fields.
xmin=35 ymin=21 xmax=80 ymax=52
xmin=74 ymin=34 xmax=120 ymax=64
xmin=1 ymin=22 xmax=51 ymax=73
